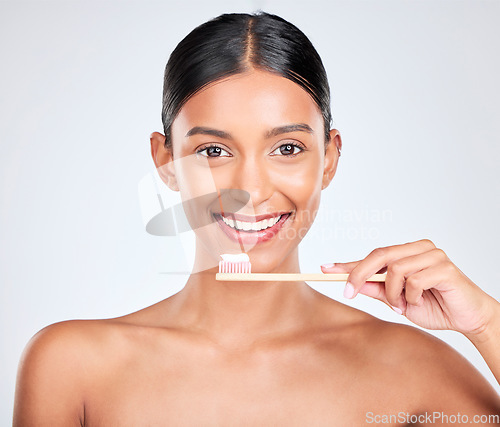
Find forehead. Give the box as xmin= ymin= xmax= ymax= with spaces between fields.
xmin=171 ymin=70 xmax=323 ymax=137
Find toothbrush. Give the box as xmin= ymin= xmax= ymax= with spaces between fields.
xmin=216 ymin=254 xmax=387 ymax=282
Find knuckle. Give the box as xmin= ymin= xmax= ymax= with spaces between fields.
xmin=419 ymin=238 xmax=436 ymax=249
xmin=370 ymin=247 xmax=387 ymax=258
xmin=387 ymin=261 xmax=404 ymax=276
xmin=442 ymin=260 xmax=456 ymax=274
xmin=405 ymin=275 xmax=420 ymax=289
xmin=432 ymin=247 xmax=448 ymax=260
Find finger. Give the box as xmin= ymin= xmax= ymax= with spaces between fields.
xmin=385 ymin=247 xmax=448 ymax=308
xmin=356 ymin=282 xmax=404 ymax=315
xmin=321 ymin=261 xmax=387 ymax=274
xmin=404 ymin=262 xmax=456 ymax=306
xmin=346 ymin=239 xmax=436 ymax=299
xmin=321 ymin=260 xmax=360 ymax=273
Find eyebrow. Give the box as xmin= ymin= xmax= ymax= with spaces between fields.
xmin=185 ymin=123 xmax=314 ymax=140
xmin=265 ymin=123 xmax=314 ymax=138
xmin=185 ymin=126 xmax=231 ymax=139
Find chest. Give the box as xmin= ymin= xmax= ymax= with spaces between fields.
xmin=83 ymin=349 xmax=418 ymax=426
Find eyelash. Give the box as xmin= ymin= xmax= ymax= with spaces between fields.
xmin=196 ymin=142 xmax=306 ymax=158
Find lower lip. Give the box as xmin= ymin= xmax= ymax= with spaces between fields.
xmin=213 ymin=213 xmax=291 ymax=245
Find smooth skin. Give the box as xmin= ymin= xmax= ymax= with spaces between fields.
xmin=13 ymin=69 xmax=500 ymax=426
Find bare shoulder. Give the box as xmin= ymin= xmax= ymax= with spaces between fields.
xmin=16 ymin=318 xmax=121 ymax=371
xmin=312 ymin=294 xmax=500 ymax=418
xmin=13 ymin=318 xmax=133 ymax=426
xmin=361 ymin=317 xmax=500 ymax=416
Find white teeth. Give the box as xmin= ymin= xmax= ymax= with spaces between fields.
xmin=241 ymin=222 xmax=252 ymax=231
xmin=223 ymin=217 xmax=235 ymax=228
xmin=220 ymin=214 xmax=283 ymax=231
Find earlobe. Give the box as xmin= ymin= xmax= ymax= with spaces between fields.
xmin=150 ymin=131 xmax=179 ymax=191
xmin=321 ymin=129 xmax=342 ymax=190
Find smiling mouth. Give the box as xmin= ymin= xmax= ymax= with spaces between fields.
xmin=212 ymin=212 xmax=292 ymax=232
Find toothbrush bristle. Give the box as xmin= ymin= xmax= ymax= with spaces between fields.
xmin=218 ymin=260 xmax=251 ymax=274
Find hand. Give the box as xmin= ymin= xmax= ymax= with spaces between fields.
xmin=321 ymin=239 xmax=499 ymax=337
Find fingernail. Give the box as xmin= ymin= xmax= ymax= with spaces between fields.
xmin=391 ymin=305 xmax=403 ymax=315
xmin=321 ymin=263 xmax=335 ymax=269
xmin=343 ymin=282 xmax=355 ymax=299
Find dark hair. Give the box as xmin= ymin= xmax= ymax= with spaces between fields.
xmin=162 ymin=11 xmax=332 ymax=149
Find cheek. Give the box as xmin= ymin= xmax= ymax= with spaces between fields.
xmin=174 ymin=157 xmax=219 ymax=201
xmin=172 ymin=159 xmax=221 ymax=230
xmin=271 ymin=157 xmax=324 ymax=210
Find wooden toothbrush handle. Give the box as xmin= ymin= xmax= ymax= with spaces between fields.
xmin=215 ymin=273 xmax=387 ymax=282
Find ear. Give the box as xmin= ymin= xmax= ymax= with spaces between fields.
xmin=322 ymin=129 xmax=342 ymax=190
xmin=150 ymin=131 xmax=179 ymax=191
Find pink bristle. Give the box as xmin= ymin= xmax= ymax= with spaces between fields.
xmin=218 ymin=259 xmax=252 ymax=274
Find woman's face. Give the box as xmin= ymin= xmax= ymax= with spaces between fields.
xmin=153 ymin=69 xmax=340 ymax=272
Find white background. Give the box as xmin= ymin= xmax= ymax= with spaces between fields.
xmin=1 ymin=0 xmax=499 ymax=423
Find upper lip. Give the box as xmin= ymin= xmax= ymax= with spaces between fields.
xmin=213 ymin=211 xmax=291 ymax=222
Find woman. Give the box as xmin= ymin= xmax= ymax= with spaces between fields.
xmin=13 ymin=11 xmax=500 ymax=426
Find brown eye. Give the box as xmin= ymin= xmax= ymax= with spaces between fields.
xmin=207 ymin=146 xmax=222 ymax=157
xmin=271 ymin=143 xmax=303 ymax=156
xmin=197 ymin=145 xmax=230 ymax=158
xmin=281 ymin=144 xmax=294 ymax=155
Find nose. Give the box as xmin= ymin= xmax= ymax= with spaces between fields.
xmin=229 ymin=155 xmax=274 ymax=209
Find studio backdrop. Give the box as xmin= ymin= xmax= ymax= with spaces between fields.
xmin=1 ymin=0 xmax=499 ymax=423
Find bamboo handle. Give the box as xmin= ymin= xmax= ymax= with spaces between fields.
xmin=216 ymin=273 xmax=387 ymax=282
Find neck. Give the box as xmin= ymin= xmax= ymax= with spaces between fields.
xmin=166 ymin=244 xmax=318 ymax=350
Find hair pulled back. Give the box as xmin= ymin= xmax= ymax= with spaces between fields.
xmin=162 ymin=12 xmax=332 ymax=149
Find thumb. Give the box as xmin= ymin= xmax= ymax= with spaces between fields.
xmin=320 ymin=261 xmax=360 ymax=273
